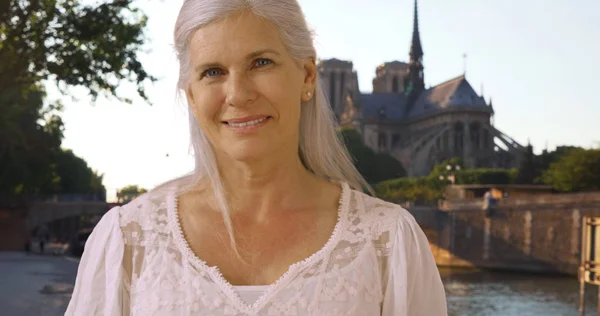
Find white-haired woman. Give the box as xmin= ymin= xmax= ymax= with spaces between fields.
xmin=66 ymin=1 xmax=447 ymax=315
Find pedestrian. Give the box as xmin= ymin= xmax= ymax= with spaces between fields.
xmin=482 ymin=190 xmax=496 ymax=217
xmin=39 ymin=238 xmax=45 ymax=254
xmin=24 ymin=239 xmax=30 ymax=255
xmin=66 ymin=1 xmax=447 ymax=315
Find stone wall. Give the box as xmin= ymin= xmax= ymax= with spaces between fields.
xmin=0 ymin=208 xmax=28 ymax=251
xmin=409 ymin=192 xmax=600 ymax=275
xmin=0 ymin=201 xmax=110 ymax=250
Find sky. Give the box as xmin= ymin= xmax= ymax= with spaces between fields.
xmin=52 ymin=0 xmax=600 ymax=201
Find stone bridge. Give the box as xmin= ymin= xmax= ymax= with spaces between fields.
xmin=28 ymin=201 xmax=114 ymax=239
xmin=5 ymin=191 xmax=600 ymax=277
xmin=0 ymin=201 xmax=118 ymax=250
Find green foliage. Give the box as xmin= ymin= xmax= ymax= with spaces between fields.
xmin=0 ymin=85 xmax=105 ymax=198
xmin=375 ymin=176 xmax=445 ymax=202
xmin=0 ymin=85 xmax=63 ymax=196
xmin=374 ymin=144 xmax=600 ymax=203
xmin=455 ymin=168 xmax=518 ymax=185
xmin=375 ymin=158 xmax=520 ymax=203
xmin=516 ymin=144 xmax=536 ymax=184
xmin=340 ymin=128 xmax=406 ymax=184
xmin=511 ymin=145 xmax=582 ymax=185
xmin=117 ymin=185 xmax=147 ymax=203
xmin=533 ymin=146 xmax=583 ymax=182
xmin=0 ymin=0 xmax=155 ymax=103
xmin=1 ymin=0 xmax=154 ymax=200
xmin=541 ymin=148 xmax=600 ymax=192
xmin=0 ymin=83 xmax=105 ymax=198
xmin=431 ymin=156 xmax=517 ymax=186
xmin=55 ymin=149 xmax=105 ymax=196
xmin=429 ymin=157 xmax=464 ymax=177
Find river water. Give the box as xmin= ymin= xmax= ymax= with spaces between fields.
xmin=441 ymin=268 xmax=600 ymax=316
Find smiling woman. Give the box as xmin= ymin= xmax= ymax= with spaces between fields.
xmin=185 ymin=12 xmax=310 ymax=163
xmin=65 ymin=1 xmax=447 ymax=315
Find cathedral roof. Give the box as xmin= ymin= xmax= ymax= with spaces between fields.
xmin=358 ymin=93 xmax=408 ymax=120
xmin=407 ymin=74 xmax=492 ymax=119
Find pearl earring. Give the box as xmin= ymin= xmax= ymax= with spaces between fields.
xmin=307 ymin=92 xmax=312 ymax=97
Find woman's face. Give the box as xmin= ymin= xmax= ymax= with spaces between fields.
xmin=186 ymin=11 xmax=316 ymax=163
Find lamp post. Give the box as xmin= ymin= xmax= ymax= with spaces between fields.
xmin=439 ymin=164 xmax=461 ymax=185
xmin=579 ymin=216 xmax=600 ymax=316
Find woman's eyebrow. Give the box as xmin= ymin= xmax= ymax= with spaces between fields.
xmin=195 ymin=49 xmax=281 ymax=73
xmin=195 ymin=62 xmax=222 ymax=73
xmin=246 ymin=49 xmax=281 ymax=60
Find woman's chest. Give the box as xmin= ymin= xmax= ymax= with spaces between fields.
xmin=128 ymin=243 xmax=385 ymax=316
xmin=179 ymin=207 xmax=339 ymax=286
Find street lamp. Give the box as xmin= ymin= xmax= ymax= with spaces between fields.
xmin=440 ymin=164 xmax=460 ymax=185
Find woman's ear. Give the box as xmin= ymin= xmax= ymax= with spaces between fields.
xmin=301 ymin=58 xmax=317 ymax=101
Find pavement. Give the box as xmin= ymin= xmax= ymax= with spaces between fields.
xmin=0 ymin=251 xmax=80 ymax=316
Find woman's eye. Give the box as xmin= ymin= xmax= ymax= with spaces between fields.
xmin=202 ymin=68 xmax=222 ymax=78
xmin=255 ymin=58 xmax=272 ymax=67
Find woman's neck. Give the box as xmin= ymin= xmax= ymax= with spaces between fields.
xmin=211 ymin=152 xmax=328 ymax=220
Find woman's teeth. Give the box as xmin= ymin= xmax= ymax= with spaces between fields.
xmin=228 ymin=117 xmax=267 ymax=127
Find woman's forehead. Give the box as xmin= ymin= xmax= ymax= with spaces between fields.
xmin=188 ymin=11 xmax=284 ymax=58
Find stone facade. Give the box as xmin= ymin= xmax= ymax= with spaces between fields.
xmin=409 ymin=192 xmax=600 ymax=275
xmin=0 ymin=208 xmax=28 ymax=250
xmin=317 ymin=0 xmax=524 ymax=176
xmin=372 ymin=61 xmax=409 ymax=93
xmin=317 ymin=59 xmax=359 ymax=119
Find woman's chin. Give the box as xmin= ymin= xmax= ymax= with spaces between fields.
xmin=223 ymin=143 xmax=273 ymax=163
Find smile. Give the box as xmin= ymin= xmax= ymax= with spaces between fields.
xmin=227 ymin=117 xmax=268 ymax=127
xmin=223 ymin=115 xmax=272 ymax=133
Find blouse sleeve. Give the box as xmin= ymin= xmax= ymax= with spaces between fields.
xmin=65 ymin=206 xmax=127 ymax=316
xmin=381 ymin=212 xmax=448 ymax=316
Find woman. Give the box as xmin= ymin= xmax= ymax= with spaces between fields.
xmin=66 ymin=0 xmax=448 ymax=315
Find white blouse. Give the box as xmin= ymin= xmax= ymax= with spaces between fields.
xmin=65 ymin=182 xmax=447 ymax=315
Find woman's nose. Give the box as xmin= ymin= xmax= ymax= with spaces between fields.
xmin=225 ymin=72 xmax=258 ymax=108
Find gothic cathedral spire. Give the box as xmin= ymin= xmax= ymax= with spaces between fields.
xmin=407 ymin=0 xmax=425 ymax=101
xmin=409 ymin=0 xmax=424 ymax=63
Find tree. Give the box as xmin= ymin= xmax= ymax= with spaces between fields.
xmin=536 ymin=146 xmax=582 ymax=173
xmin=0 ymin=85 xmax=106 ymax=199
xmin=55 ymin=149 xmax=105 ymax=198
xmin=516 ymin=143 xmax=536 ymax=184
xmin=542 ymin=148 xmax=600 ymax=192
xmin=0 ymin=85 xmax=64 ymax=196
xmin=0 ymin=0 xmax=155 ymax=103
xmin=340 ymin=128 xmax=406 ymax=184
xmin=117 ymin=185 xmax=147 ymax=203
xmin=1 ymin=0 xmax=154 ymax=200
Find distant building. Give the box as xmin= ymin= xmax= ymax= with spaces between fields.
xmin=318 ymin=0 xmax=525 ymax=176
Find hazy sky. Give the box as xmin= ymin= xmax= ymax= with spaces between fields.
xmin=52 ymin=0 xmax=600 ymax=201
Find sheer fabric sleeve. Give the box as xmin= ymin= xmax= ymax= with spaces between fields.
xmin=65 ymin=206 xmax=128 ymax=316
xmin=381 ymin=212 xmax=448 ymax=316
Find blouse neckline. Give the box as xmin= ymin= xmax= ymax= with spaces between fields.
xmin=166 ymin=181 xmax=351 ymax=313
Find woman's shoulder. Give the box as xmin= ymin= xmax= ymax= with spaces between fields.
xmin=112 ymin=185 xmax=174 ymax=232
xmin=347 ymin=188 xmax=420 ymax=237
xmin=349 ymin=188 xmax=416 ymax=222
xmin=346 ymin=189 xmax=433 ymax=264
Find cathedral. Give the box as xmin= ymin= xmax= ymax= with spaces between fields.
xmin=317 ymin=0 xmax=525 ymax=177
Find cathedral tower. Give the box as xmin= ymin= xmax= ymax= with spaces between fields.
xmin=406 ymin=0 xmax=425 ymax=101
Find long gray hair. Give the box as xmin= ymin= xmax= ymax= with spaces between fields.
xmin=161 ymin=0 xmax=370 ymax=250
